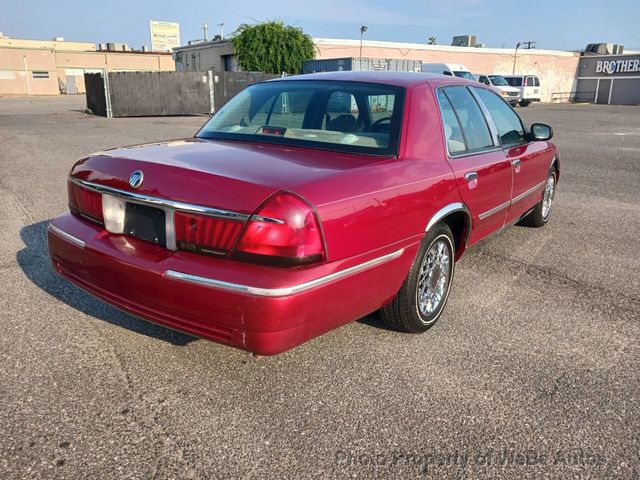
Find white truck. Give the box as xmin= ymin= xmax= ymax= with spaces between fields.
xmin=502 ymin=75 xmax=542 ymax=107
xmin=475 ymin=74 xmax=522 ymax=107
xmin=421 ymin=63 xmax=474 ymax=80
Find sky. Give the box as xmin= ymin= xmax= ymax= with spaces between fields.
xmin=2 ymin=0 xmax=639 ymax=51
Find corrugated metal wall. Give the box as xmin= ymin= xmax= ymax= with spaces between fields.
xmin=301 ymin=57 xmax=422 ymax=74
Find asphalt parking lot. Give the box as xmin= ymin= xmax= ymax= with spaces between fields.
xmin=1 ymin=95 xmax=639 ymax=479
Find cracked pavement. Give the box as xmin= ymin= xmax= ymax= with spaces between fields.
xmin=1 ymin=96 xmax=639 ymax=479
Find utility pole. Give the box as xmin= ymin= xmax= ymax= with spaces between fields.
xmin=512 ymin=42 xmax=521 ymax=74
xmin=359 ymin=25 xmax=368 ymax=58
xmin=218 ymin=23 xmax=225 ymax=40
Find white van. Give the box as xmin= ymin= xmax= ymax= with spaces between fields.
xmin=421 ymin=63 xmax=474 ymax=80
xmin=502 ymin=75 xmax=542 ymax=107
xmin=475 ymin=74 xmax=522 ymax=106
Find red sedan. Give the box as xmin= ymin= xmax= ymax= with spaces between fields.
xmin=47 ymin=72 xmax=559 ymax=355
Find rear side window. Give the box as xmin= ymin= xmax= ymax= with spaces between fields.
xmin=438 ymin=86 xmax=493 ymax=154
xmin=525 ymin=76 xmax=540 ymax=87
xmin=437 ymin=90 xmax=466 ymax=154
xmin=473 ymin=87 xmax=526 ymax=145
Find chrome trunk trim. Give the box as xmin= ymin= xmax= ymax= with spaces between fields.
xmin=164 ymin=248 xmax=405 ymax=297
xmin=69 ymin=177 xmax=283 ymax=224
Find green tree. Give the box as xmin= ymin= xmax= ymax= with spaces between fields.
xmin=427 ymin=36 xmax=437 ymax=45
xmin=232 ymin=21 xmax=316 ymax=74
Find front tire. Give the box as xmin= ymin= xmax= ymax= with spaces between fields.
xmin=520 ymin=170 xmax=556 ymax=227
xmin=380 ymin=224 xmax=455 ymax=333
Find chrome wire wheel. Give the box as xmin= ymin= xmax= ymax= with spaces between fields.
xmin=417 ymin=237 xmax=452 ymax=318
xmin=542 ymin=172 xmax=556 ymax=220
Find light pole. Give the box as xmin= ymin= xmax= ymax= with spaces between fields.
xmin=218 ymin=23 xmax=225 ymax=40
xmin=512 ymin=42 xmax=521 ymax=74
xmin=360 ymin=25 xmax=368 ymax=58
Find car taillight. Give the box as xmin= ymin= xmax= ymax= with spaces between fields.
xmin=175 ymin=211 xmax=243 ymax=256
xmin=68 ymin=181 xmax=103 ymax=224
xmin=233 ymin=192 xmax=325 ymax=267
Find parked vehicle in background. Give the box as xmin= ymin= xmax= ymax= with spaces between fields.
xmin=475 ymin=74 xmax=522 ymax=106
xmin=503 ymin=75 xmax=542 ymax=106
xmin=421 ymin=63 xmax=474 ymax=80
xmin=47 ymin=72 xmax=559 ymax=355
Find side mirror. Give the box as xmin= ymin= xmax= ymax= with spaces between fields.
xmin=530 ymin=123 xmax=553 ymax=141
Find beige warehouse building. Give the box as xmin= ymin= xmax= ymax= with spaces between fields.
xmin=174 ymin=38 xmax=581 ymax=103
xmin=314 ymin=39 xmax=580 ymax=103
xmin=0 ymin=36 xmax=175 ymax=96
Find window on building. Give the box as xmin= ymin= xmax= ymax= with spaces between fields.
xmin=32 ymin=71 xmax=50 ymax=79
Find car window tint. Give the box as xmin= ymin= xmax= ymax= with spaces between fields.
xmin=198 ymin=80 xmax=404 ymax=156
xmin=326 ymin=91 xmax=360 ymax=131
xmin=526 ymin=77 xmax=534 ymax=87
xmin=437 ymin=90 xmax=467 ymax=154
xmin=534 ymin=77 xmax=540 ymax=87
xmin=441 ymin=86 xmax=493 ymax=152
xmin=368 ymin=94 xmax=395 ymax=123
xmin=252 ymin=90 xmax=313 ymax=129
xmin=473 ymin=87 xmax=526 ymax=145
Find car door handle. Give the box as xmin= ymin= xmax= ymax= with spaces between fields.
xmin=465 ymin=172 xmax=478 ymax=182
xmin=512 ymin=159 xmax=522 ymax=173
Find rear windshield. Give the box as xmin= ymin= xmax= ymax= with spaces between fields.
xmin=453 ymin=71 xmax=475 ymax=80
xmin=197 ymin=80 xmax=404 ymax=156
xmin=488 ymin=75 xmax=509 ymax=86
xmin=504 ymin=77 xmax=523 ymax=87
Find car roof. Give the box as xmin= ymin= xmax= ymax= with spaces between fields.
xmin=268 ymin=70 xmax=475 ymax=89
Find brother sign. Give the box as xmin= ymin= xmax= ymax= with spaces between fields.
xmin=596 ymin=59 xmax=640 ymax=75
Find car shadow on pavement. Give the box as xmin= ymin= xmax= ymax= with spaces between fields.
xmin=17 ymin=221 xmax=196 ymax=346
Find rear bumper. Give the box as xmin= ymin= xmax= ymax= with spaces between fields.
xmin=47 ymin=213 xmax=417 ymax=355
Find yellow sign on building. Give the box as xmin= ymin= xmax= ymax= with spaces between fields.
xmin=149 ymin=20 xmax=181 ymax=52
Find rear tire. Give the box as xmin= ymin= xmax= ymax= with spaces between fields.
xmin=519 ymin=100 xmax=530 ymax=107
xmin=520 ymin=170 xmax=556 ymax=227
xmin=380 ymin=224 xmax=455 ymax=333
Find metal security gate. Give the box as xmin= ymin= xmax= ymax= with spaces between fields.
xmin=84 ymin=71 xmax=279 ymax=117
xmin=108 ymin=71 xmax=211 ymax=117
xmin=212 ymin=72 xmax=278 ymax=111
xmin=84 ymin=73 xmax=108 ymax=116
